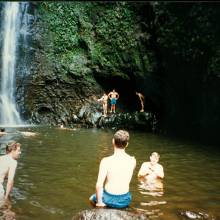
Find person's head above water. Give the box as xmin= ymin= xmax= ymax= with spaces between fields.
xmin=0 ymin=128 xmax=5 ymax=132
xmin=6 ymin=140 xmax=21 ymax=159
xmin=150 ymin=152 xmax=160 ymax=164
xmin=113 ymin=130 xmax=129 ymax=149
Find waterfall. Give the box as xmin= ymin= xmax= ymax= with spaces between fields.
xmin=0 ymin=2 xmax=29 ymax=126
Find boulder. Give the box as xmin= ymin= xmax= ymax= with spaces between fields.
xmin=72 ymin=208 xmax=148 ymax=220
xmin=178 ymin=210 xmax=215 ymax=220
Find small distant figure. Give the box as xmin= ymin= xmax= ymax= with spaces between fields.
xmin=138 ymin=152 xmax=164 ymax=183
xmin=20 ymin=131 xmax=37 ymax=137
xmin=0 ymin=128 xmax=7 ymax=137
xmin=97 ymin=93 xmax=108 ymax=117
xmin=89 ymin=130 xmax=136 ymax=208
xmin=136 ymin=92 xmax=145 ymax=112
xmin=58 ymin=124 xmax=76 ymax=131
xmin=108 ymin=89 xmax=119 ymax=113
xmin=0 ymin=141 xmax=21 ymax=203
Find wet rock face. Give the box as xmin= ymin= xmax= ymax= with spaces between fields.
xmin=77 ymin=103 xmax=156 ymax=131
xmin=72 ymin=208 xmax=148 ymax=220
xmin=97 ymin=112 xmax=155 ymax=131
xmin=23 ymin=69 xmax=102 ymax=126
xmin=22 ymin=59 xmax=156 ymax=130
xmin=15 ymin=3 xmax=158 ymax=130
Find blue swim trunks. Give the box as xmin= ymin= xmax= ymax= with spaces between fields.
xmin=90 ymin=190 xmax=131 ymax=209
xmin=111 ymin=98 xmax=116 ymax=105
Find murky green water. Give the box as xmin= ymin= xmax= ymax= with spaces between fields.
xmin=0 ymin=127 xmax=219 ymax=220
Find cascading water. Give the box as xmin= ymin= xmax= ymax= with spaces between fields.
xmin=0 ymin=2 xmax=29 ymax=126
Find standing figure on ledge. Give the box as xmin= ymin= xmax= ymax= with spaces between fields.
xmin=97 ymin=93 xmax=108 ymax=117
xmin=108 ymin=89 xmax=119 ymax=113
xmin=136 ymin=92 xmax=145 ymax=112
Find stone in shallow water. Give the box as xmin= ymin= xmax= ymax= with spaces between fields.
xmin=0 ymin=209 xmax=15 ymax=220
xmin=72 ymin=208 xmax=148 ymax=220
xmin=179 ymin=210 xmax=214 ymax=220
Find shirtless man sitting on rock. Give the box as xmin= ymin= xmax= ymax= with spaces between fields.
xmin=89 ymin=130 xmax=136 ymax=208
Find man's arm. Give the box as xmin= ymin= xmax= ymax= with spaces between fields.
xmin=5 ymin=162 xmax=17 ymax=200
xmin=133 ymin=157 xmax=136 ymax=169
xmin=98 ymin=96 xmax=104 ymax=102
xmin=138 ymin=162 xmax=149 ymax=178
xmin=153 ymin=165 xmax=164 ymax=179
xmin=96 ymin=158 xmax=108 ymax=207
xmin=149 ymin=165 xmax=164 ymax=179
xmin=116 ymin=93 xmax=119 ymax=99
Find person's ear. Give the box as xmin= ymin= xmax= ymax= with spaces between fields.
xmin=112 ymin=138 xmax=115 ymax=146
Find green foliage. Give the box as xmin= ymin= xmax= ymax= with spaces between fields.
xmin=154 ymin=3 xmax=217 ymax=60
xmin=37 ymin=2 xmax=148 ymax=79
xmin=208 ymin=47 xmax=220 ymax=77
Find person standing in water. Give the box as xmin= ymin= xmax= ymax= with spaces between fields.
xmin=0 ymin=141 xmax=21 ymax=203
xmin=97 ymin=93 xmax=109 ymax=117
xmin=138 ymin=152 xmax=164 ymax=182
xmin=0 ymin=128 xmax=7 ymax=137
xmin=108 ymin=89 xmax=119 ymax=113
xmin=89 ymin=130 xmax=136 ymax=208
xmin=136 ymin=92 xmax=145 ymax=112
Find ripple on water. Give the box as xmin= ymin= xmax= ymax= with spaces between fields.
xmin=30 ymin=200 xmax=64 ymax=215
xmin=133 ymin=207 xmax=164 ymax=219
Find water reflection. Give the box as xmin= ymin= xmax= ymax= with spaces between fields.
xmin=136 ymin=177 xmax=166 ymax=219
xmin=0 ymin=199 xmax=16 ymax=220
xmin=138 ymin=177 xmax=164 ymax=197
xmin=29 ymin=200 xmax=64 ymax=215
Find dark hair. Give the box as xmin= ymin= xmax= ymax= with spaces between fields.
xmin=113 ymin=130 xmax=129 ymax=149
xmin=0 ymin=128 xmax=5 ymax=132
xmin=6 ymin=141 xmax=20 ymax=154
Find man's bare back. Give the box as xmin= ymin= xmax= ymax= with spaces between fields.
xmin=100 ymin=152 xmax=136 ymax=194
xmin=90 ymin=130 xmax=136 ymax=208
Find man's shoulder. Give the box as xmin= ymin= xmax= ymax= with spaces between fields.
xmin=1 ymin=155 xmax=17 ymax=166
xmin=9 ymin=157 xmax=17 ymax=167
xmin=128 ymin=154 xmax=136 ymax=161
xmin=142 ymin=161 xmax=150 ymax=166
xmin=124 ymin=154 xmax=136 ymax=165
xmin=101 ymin=156 xmax=111 ymax=163
xmin=100 ymin=156 xmax=113 ymax=167
xmin=157 ymin=163 xmax=164 ymax=169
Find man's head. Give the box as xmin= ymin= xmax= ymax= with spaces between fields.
xmin=6 ymin=141 xmax=21 ymax=159
xmin=0 ymin=128 xmax=5 ymax=132
xmin=150 ymin=152 xmax=160 ymax=164
xmin=113 ymin=130 xmax=129 ymax=149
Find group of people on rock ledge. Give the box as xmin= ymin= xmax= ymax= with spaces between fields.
xmin=98 ymin=89 xmax=145 ymax=117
